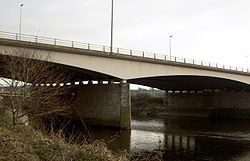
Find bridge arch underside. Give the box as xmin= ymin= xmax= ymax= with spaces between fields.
xmin=0 ymin=53 xmax=249 ymax=92
xmin=53 ymin=63 xmax=120 ymax=82
xmin=30 ymin=64 xmax=250 ymax=91
xmin=128 ymin=75 xmax=250 ymax=91
xmin=0 ymin=54 xmax=120 ymax=83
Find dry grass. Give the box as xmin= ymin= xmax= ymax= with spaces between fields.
xmin=0 ymin=113 xmax=166 ymax=161
xmin=0 ymin=115 xmax=128 ymax=161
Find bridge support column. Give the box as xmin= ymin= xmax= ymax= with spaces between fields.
xmin=74 ymin=81 xmax=131 ymax=129
xmin=164 ymin=91 xmax=250 ymax=119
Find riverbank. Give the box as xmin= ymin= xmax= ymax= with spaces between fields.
xmin=0 ymin=115 xmax=129 ymax=161
xmin=0 ymin=114 xmax=166 ymax=161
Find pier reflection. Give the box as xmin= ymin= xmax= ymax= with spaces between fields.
xmin=87 ymin=116 xmax=250 ymax=160
xmin=166 ymin=134 xmax=196 ymax=152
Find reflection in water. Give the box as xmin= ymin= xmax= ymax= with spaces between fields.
xmin=88 ymin=128 xmax=131 ymax=152
xmin=166 ymin=134 xmax=195 ymax=152
xmin=131 ymin=129 xmax=164 ymax=152
xmin=88 ymin=116 xmax=250 ymax=161
xmin=130 ymin=119 xmax=165 ymax=152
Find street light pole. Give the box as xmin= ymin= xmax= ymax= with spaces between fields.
xmin=246 ymin=55 xmax=249 ymax=70
xmin=19 ymin=3 xmax=24 ymax=40
xmin=169 ymin=35 xmax=173 ymax=58
xmin=110 ymin=0 xmax=114 ymax=54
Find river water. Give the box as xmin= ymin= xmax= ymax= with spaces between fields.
xmin=88 ymin=116 xmax=250 ymax=161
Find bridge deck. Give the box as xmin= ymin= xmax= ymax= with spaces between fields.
xmin=1 ymin=31 xmax=250 ymax=91
xmin=0 ymin=31 xmax=249 ymax=76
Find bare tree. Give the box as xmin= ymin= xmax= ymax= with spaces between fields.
xmin=0 ymin=47 xmax=75 ymax=125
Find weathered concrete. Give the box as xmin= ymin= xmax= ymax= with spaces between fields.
xmin=165 ymin=91 xmax=250 ymax=119
xmin=73 ymin=82 xmax=131 ymax=129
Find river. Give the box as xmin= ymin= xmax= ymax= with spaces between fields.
xmin=87 ymin=116 xmax=250 ymax=161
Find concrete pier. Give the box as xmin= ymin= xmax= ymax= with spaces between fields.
xmin=165 ymin=91 xmax=250 ymax=119
xmin=74 ymin=81 xmax=131 ymax=129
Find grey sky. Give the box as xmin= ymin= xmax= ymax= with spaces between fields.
xmin=1 ymin=0 xmax=250 ymax=68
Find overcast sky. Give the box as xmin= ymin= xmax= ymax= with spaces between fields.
xmin=1 ymin=0 xmax=250 ymax=69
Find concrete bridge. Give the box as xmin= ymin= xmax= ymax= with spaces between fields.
xmin=1 ymin=31 xmax=250 ymax=129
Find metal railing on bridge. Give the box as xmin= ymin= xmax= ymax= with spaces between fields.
xmin=0 ymin=31 xmax=248 ymax=73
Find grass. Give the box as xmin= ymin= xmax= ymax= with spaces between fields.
xmin=0 ymin=115 xmax=129 ymax=161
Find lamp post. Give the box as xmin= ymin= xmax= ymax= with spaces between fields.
xmin=110 ymin=0 xmax=114 ymax=54
xmin=169 ymin=35 xmax=173 ymax=58
xmin=19 ymin=3 xmax=24 ymax=40
xmin=246 ymin=55 xmax=249 ymax=70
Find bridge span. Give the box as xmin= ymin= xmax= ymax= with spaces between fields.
xmin=1 ymin=31 xmax=250 ymax=129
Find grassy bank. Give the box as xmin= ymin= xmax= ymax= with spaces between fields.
xmin=0 ymin=115 xmax=129 ymax=161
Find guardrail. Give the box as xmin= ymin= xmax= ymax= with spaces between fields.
xmin=0 ymin=31 xmax=248 ymax=73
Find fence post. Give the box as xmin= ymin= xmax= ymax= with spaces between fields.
xmin=72 ymin=41 xmax=74 ymax=48
xmin=88 ymin=44 xmax=90 ymax=50
xmin=103 ymin=46 xmax=105 ymax=52
xmin=201 ymin=61 xmax=203 ymax=66
xmin=142 ymin=51 xmax=145 ymax=57
xmin=154 ymin=54 xmax=156 ymax=59
xmin=54 ymin=39 xmax=56 ymax=45
xmin=35 ymin=36 xmax=38 ymax=43
xmin=230 ymin=66 xmax=231 ymax=70
xmin=16 ymin=33 xmax=18 ymax=40
xmin=130 ymin=50 xmax=132 ymax=56
xmin=174 ymin=57 xmax=176 ymax=62
xmin=193 ymin=59 xmax=194 ymax=64
xmin=184 ymin=58 xmax=186 ymax=63
xmin=117 ymin=48 xmax=119 ymax=54
xmin=209 ymin=62 xmax=211 ymax=67
xmin=164 ymin=55 xmax=166 ymax=60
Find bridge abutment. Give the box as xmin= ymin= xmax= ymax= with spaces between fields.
xmin=74 ymin=81 xmax=131 ymax=129
xmin=165 ymin=91 xmax=250 ymax=119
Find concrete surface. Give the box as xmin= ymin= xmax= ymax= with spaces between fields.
xmin=74 ymin=82 xmax=131 ymax=129
xmin=1 ymin=38 xmax=250 ymax=91
xmin=165 ymin=91 xmax=250 ymax=119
